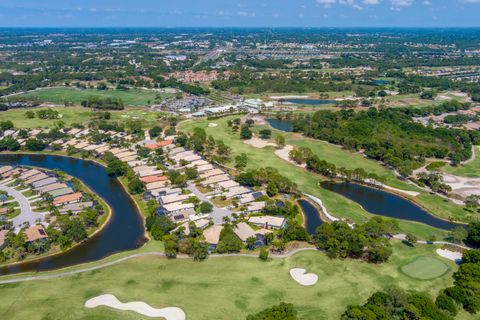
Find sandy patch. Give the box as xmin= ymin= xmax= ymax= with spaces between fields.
xmin=382 ymin=185 xmax=420 ymax=197
xmin=274 ymin=145 xmax=307 ymax=168
xmin=442 ymin=173 xmax=480 ymax=198
xmin=436 ymin=249 xmax=463 ymax=262
xmin=244 ymin=136 xmax=277 ymax=149
xmin=85 ymin=294 xmax=186 ymax=320
xmin=289 ymin=268 xmax=318 ymax=286
xmin=208 ymin=123 xmax=218 ymax=127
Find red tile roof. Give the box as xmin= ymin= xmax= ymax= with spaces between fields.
xmin=146 ymin=140 xmax=173 ymax=150
xmin=53 ymin=192 xmax=82 ymax=205
xmin=140 ymin=175 xmax=168 ymax=183
xmin=25 ymin=225 xmax=48 ymax=242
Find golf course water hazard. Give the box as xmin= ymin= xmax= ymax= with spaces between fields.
xmin=0 ymin=154 xmax=147 ymax=275
xmin=298 ymin=199 xmax=323 ymax=234
xmin=321 ymin=181 xmax=459 ymax=230
xmin=266 ymin=119 xmax=294 ymax=132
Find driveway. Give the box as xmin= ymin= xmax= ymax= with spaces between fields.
xmin=186 ymin=182 xmax=233 ymax=224
xmin=0 ymin=183 xmax=44 ymax=228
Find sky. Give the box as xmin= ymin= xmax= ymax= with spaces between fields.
xmin=0 ymin=0 xmax=480 ymax=28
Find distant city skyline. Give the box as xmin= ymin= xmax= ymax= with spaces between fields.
xmin=0 ymin=0 xmax=480 ymax=28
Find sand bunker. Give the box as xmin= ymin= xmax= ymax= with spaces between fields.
xmin=442 ymin=173 xmax=480 ymax=198
xmin=208 ymin=123 xmax=218 ymax=127
xmin=244 ymin=136 xmax=277 ymax=149
xmin=436 ymin=249 xmax=463 ymax=262
xmin=289 ymin=268 xmax=318 ymax=286
xmin=85 ymin=294 xmax=186 ymax=319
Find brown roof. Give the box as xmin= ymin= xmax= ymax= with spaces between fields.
xmin=0 ymin=207 xmax=8 ymax=215
xmin=140 ymin=175 xmax=168 ymax=183
xmin=25 ymin=225 xmax=48 ymax=242
xmin=53 ymin=192 xmax=82 ymax=205
xmin=0 ymin=229 xmax=8 ymax=247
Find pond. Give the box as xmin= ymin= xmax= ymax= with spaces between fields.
xmin=0 ymin=154 xmax=147 ymax=275
xmin=321 ymin=181 xmax=460 ymax=230
xmin=284 ymin=99 xmax=336 ymax=105
xmin=298 ymin=199 xmax=323 ymax=234
xmin=266 ymin=119 xmax=293 ymax=132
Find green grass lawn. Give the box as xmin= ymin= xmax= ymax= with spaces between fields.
xmin=178 ymin=117 xmax=463 ymax=239
xmin=0 ymin=106 xmax=166 ymax=129
xmin=443 ymin=146 xmax=480 ymax=178
xmin=0 ymin=241 xmax=467 ymax=320
xmin=400 ymin=256 xmax=450 ymax=280
xmin=12 ymin=87 xmax=173 ymax=107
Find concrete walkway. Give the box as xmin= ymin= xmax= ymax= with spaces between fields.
xmin=0 ymin=184 xmax=44 ymax=228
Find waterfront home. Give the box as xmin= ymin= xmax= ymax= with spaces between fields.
xmin=38 ymin=182 xmax=68 ymax=193
xmin=94 ymin=145 xmax=110 ymax=154
xmin=248 ymin=216 xmax=286 ymax=229
xmin=140 ymin=175 xmax=167 ymax=184
xmin=75 ymin=141 xmax=90 ymax=149
xmin=19 ymin=169 xmax=40 ymax=180
xmin=0 ymin=166 xmax=13 ymax=175
xmin=128 ymin=160 xmax=146 ymax=168
xmin=116 ymin=151 xmax=136 ymax=159
xmin=53 ymin=192 xmax=82 ymax=206
xmin=159 ymin=193 xmax=190 ymax=205
xmin=25 ymin=173 xmax=49 ymax=184
xmin=233 ymin=222 xmax=257 ymax=242
xmin=49 ymin=187 xmax=74 ymax=197
xmin=59 ymin=201 xmax=94 ymax=214
xmin=32 ymin=177 xmax=58 ymax=189
xmin=146 ymin=181 xmax=169 ymax=191
xmin=121 ymin=155 xmax=138 ymax=163
xmin=133 ymin=165 xmax=153 ymax=173
xmin=25 ymin=225 xmax=48 ymax=243
xmin=160 ymin=202 xmax=195 ymax=215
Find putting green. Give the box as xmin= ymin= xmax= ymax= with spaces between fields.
xmin=400 ymin=256 xmax=450 ymax=280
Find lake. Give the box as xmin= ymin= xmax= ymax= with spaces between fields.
xmin=321 ymin=181 xmax=459 ymax=230
xmin=0 ymin=154 xmax=147 ymax=275
xmin=299 ymin=199 xmax=324 ymax=234
xmin=266 ymin=119 xmax=293 ymax=132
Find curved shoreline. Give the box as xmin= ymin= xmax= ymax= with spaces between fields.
xmin=0 ymin=162 xmax=114 ymax=268
xmin=0 ymin=152 xmax=147 ymax=275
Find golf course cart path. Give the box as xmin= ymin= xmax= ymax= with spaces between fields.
xmin=289 ymin=268 xmax=318 ymax=286
xmin=85 ymin=294 xmax=186 ymax=319
xmin=0 ymin=248 xmax=318 ymax=284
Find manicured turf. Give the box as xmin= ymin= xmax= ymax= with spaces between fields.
xmin=0 ymin=242 xmax=463 ymax=320
xmin=400 ymin=256 xmax=450 ymax=280
xmin=179 ymin=117 xmax=469 ymax=239
xmin=13 ymin=87 xmax=173 ymax=106
xmin=0 ymin=107 xmax=166 ymax=129
xmin=443 ymin=146 xmax=480 ymax=178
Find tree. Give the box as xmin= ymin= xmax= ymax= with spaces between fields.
xmin=235 ymin=153 xmax=248 ymax=171
xmin=148 ymin=215 xmax=176 ymax=240
xmin=25 ymin=138 xmax=46 ymax=151
xmin=405 ymin=233 xmax=418 ymax=245
xmin=246 ymin=236 xmax=256 ymax=250
xmin=465 ymin=195 xmax=480 ymax=209
xmin=240 ymin=125 xmax=253 ymax=140
xmin=216 ymin=225 xmax=243 ymax=253
xmin=266 ymin=181 xmax=279 ymax=197
xmin=149 ymin=126 xmax=163 ymax=138
xmin=466 ymin=222 xmax=480 ymax=247
xmin=259 ymin=247 xmax=269 ymax=261
xmin=199 ymin=201 xmax=213 ymax=214
xmin=106 ymin=159 xmax=128 ymax=176
xmin=449 ymin=226 xmax=468 ymax=244
xmin=164 ymin=234 xmax=179 ymax=258
xmin=190 ymin=239 xmax=209 ymax=261
xmin=259 ymin=129 xmax=272 ymax=139
xmin=185 ymin=167 xmax=199 ymax=180
xmin=25 ymin=110 xmax=35 ymax=119
xmin=128 ymin=178 xmax=145 ymax=194
xmin=247 ymin=303 xmax=298 ymax=320
xmin=275 ymin=134 xmax=286 ymax=148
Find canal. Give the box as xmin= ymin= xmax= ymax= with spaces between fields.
xmin=0 ymin=154 xmax=147 ymax=275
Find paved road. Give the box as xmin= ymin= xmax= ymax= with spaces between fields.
xmin=0 ymin=183 xmax=44 ymax=228
xmin=187 ymin=182 xmax=233 ymax=224
xmin=0 ymin=248 xmax=318 ymax=284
